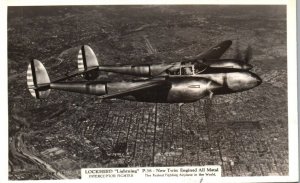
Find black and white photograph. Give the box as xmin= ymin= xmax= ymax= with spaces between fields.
xmin=4 ymin=1 xmax=299 ymax=182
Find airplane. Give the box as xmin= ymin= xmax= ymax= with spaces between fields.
xmin=26 ymin=40 xmax=262 ymax=103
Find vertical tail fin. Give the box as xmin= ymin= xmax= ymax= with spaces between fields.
xmin=78 ymin=45 xmax=100 ymax=80
xmin=27 ymin=59 xmax=51 ymax=99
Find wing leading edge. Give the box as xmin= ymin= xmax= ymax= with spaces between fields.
xmin=186 ymin=40 xmax=232 ymax=61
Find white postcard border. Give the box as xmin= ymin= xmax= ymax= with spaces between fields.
xmin=1 ymin=0 xmax=298 ymax=183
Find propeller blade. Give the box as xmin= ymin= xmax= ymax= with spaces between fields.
xmin=206 ymin=81 xmax=214 ymax=99
xmin=223 ymin=75 xmax=228 ymax=89
xmin=178 ymin=103 xmax=184 ymax=108
xmin=244 ymin=45 xmax=253 ymax=64
xmin=234 ymin=40 xmax=243 ymax=60
xmin=208 ymin=90 xmax=214 ymax=99
xmin=206 ymin=80 xmax=212 ymax=87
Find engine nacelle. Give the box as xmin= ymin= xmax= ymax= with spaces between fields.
xmin=166 ymin=78 xmax=221 ymax=103
xmin=50 ymin=82 xmax=107 ymax=96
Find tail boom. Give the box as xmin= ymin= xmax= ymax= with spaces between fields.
xmin=50 ymin=82 xmax=107 ymax=96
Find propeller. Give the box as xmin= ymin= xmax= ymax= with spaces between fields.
xmin=204 ymin=80 xmax=217 ymax=123
xmin=206 ymin=81 xmax=214 ymax=99
xmin=244 ymin=45 xmax=253 ymax=64
xmin=223 ymin=75 xmax=229 ymax=89
xmin=234 ymin=41 xmax=253 ymax=64
xmin=234 ymin=41 xmax=243 ymax=60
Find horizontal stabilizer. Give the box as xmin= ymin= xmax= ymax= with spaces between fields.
xmin=52 ymin=67 xmax=99 ymax=83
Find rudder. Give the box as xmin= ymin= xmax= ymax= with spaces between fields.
xmin=27 ymin=59 xmax=51 ymax=99
xmin=78 ymin=45 xmax=100 ymax=80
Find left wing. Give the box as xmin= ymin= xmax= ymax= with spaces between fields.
xmin=99 ymin=80 xmax=170 ymax=99
xmin=185 ymin=40 xmax=232 ymax=61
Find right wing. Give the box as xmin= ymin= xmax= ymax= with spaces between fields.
xmin=185 ymin=40 xmax=232 ymax=61
xmin=99 ymin=80 xmax=170 ymax=99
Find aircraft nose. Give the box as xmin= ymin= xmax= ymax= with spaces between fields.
xmin=252 ymin=73 xmax=262 ymax=86
xmin=257 ymin=76 xmax=262 ymax=85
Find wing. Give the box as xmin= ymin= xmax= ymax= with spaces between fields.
xmin=186 ymin=40 xmax=232 ymax=61
xmin=99 ymin=80 xmax=169 ymax=99
xmin=52 ymin=66 xmax=99 ymax=83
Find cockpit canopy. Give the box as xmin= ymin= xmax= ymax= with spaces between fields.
xmin=167 ymin=61 xmax=207 ymax=76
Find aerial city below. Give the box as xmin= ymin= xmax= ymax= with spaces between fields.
xmin=8 ymin=6 xmax=287 ymax=180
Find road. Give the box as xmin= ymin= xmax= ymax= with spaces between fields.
xmin=10 ymin=131 xmax=68 ymax=179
